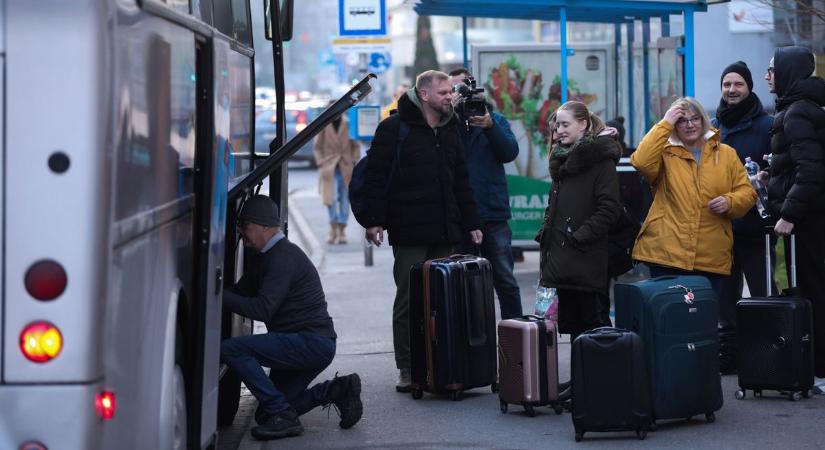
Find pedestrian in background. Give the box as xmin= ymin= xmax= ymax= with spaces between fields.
xmin=762 ymin=46 xmax=825 ymax=393
xmin=449 ymin=68 xmax=523 ymax=320
xmin=710 ymin=61 xmax=776 ymax=373
xmin=314 ymin=109 xmax=361 ymax=244
xmin=631 ymin=98 xmax=756 ymax=295
xmin=362 ymin=70 xmax=482 ymax=393
xmin=381 ymin=82 xmax=410 ymax=120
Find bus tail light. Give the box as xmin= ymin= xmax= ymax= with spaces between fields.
xmin=95 ymin=391 xmax=117 ymax=420
xmin=25 ymin=260 xmax=67 ymax=301
xmin=295 ymin=111 xmax=307 ymax=132
xmin=19 ymin=322 xmax=63 ymax=362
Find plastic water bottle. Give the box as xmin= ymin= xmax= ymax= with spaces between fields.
xmin=744 ymin=157 xmax=770 ymax=218
xmin=534 ymin=286 xmax=557 ymax=316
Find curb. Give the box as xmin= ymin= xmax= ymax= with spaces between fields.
xmin=287 ymin=192 xmax=325 ymax=269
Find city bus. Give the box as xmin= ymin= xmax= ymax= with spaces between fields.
xmin=1 ymin=1 xmax=372 ymax=449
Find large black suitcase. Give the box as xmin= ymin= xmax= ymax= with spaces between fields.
xmin=571 ymin=327 xmax=652 ymax=442
xmin=409 ymin=255 xmax=498 ymax=400
xmin=735 ymin=234 xmax=814 ymax=401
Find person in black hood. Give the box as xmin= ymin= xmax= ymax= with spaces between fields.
xmin=762 ymin=46 xmax=825 ymax=392
xmin=712 ymin=61 xmax=776 ymax=374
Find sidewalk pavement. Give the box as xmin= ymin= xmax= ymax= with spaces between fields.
xmin=221 ymin=185 xmax=824 ymax=450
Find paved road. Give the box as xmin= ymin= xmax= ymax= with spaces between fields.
xmin=218 ymin=166 xmax=824 ymax=450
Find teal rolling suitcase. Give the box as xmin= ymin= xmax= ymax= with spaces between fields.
xmin=615 ymin=275 xmax=723 ymax=427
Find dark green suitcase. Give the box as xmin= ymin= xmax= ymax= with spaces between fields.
xmin=615 ymin=275 xmax=723 ymax=426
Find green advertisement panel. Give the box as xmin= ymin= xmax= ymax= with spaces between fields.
xmin=507 ymin=175 xmax=551 ymax=241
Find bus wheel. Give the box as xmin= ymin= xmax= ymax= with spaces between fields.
xmin=173 ymin=364 xmax=188 ymax=450
xmin=217 ymin=367 xmax=242 ymax=427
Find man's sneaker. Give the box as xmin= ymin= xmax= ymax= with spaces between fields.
xmin=250 ymin=408 xmax=303 ymax=440
xmin=395 ymin=368 xmax=411 ymax=393
xmin=813 ymin=377 xmax=825 ymax=395
xmin=325 ymin=373 xmax=363 ymax=429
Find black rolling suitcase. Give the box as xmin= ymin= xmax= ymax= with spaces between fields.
xmin=409 ymin=255 xmax=498 ymax=400
xmin=735 ymin=234 xmax=814 ymax=401
xmin=571 ymin=327 xmax=652 ymax=442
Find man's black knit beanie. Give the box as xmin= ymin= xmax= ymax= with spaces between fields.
xmin=721 ymin=61 xmax=753 ymax=92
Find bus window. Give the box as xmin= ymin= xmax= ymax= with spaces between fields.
xmin=212 ymin=0 xmax=252 ymax=46
xmin=192 ymin=0 xmax=214 ymax=24
xmin=227 ymin=51 xmax=253 ymax=181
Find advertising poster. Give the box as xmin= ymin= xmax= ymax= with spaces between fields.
xmin=473 ymin=44 xmax=614 ymax=241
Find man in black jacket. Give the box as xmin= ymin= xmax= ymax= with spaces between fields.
xmin=221 ymin=195 xmax=363 ymax=440
xmin=712 ymin=61 xmax=776 ymax=373
xmin=362 ymin=70 xmax=482 ymax=392
xmin=763 ymin=46 xmax=825 ymax=392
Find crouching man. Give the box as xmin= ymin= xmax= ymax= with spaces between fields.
xmin=220 ymin=195 xmax=362 ymax=440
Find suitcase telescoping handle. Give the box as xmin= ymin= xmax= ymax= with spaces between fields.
xmin=765 ymin=231 xmax=796 ymax=296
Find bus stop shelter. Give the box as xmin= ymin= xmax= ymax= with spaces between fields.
xmin=413 ymin=0 xmax=725 ymax=143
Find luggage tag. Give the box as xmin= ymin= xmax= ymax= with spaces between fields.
xmin=669 ymin=284 xmax=697 ymax=311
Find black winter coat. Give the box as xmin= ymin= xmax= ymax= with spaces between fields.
xmin=766 ymin=47 xmax=825 ymax=223
xmin=538 ymin=136 xmax=622 ymax=294
xmin=362 ymin=92 xmax=481 ymax=245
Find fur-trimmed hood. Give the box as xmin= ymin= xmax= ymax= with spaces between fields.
xmin=549 ymin=136 xmax=622 ymax=180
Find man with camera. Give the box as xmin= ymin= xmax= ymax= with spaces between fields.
xmin=448 ymin=68 xmax=522 ymax=320
xmin=361 ymin=70 xmax=482 ymax=392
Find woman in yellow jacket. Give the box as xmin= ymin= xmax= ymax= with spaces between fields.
xmin=631 ymin=97 xmax=756 ymax=292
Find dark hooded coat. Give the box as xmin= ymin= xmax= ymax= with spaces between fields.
xmin=362 ymin=90 xmax=481 ymax=245
xmin=538 ymin=136 xmax=623 ymax=294
xmin=767 ymin=46 xmax=825 ymax=223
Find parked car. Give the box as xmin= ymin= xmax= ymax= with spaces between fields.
xmin=254 ymin=104 xmax=324 ymax=166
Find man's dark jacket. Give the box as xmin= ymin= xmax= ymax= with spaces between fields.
xmin=458 ymin=109 xmax=519 ymax=222
xmin=538 ymin=136 xmax=622 ymax=294
xmin=223 ymin=238 xmax=336 ymax=338
xmin=766 ymin=46 xmax=825 ymax=223
xmin=363 ymin=91 xmax=481 ymax=245
xmin=712 ymin=98 xmax=773 ymax=239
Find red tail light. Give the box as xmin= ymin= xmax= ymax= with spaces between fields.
xmin=295 ymin=111 xmax=308 ymax=133
xmin=20 ymin=322 xmax=63 ymax=363
xmin=25 ymin=260 xmax=67 ymax=301
xmin=95 ymin=391 xmax=117 ymax=420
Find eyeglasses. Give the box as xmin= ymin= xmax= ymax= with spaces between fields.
xmin=676 ymin=116 xmax=703 ymax=128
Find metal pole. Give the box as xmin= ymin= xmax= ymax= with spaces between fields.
xmin=684 ymin=9 xmax=695 ymax=96
xmin=661 ymin=14 xmax=670 ymax=38
xmin=614 ymin=23 xmax=621 ymax=119
xmin=560 ymin=6 xmax=568 ymax=104
xmin=627 ymin=21 xmax=635 ymax=147
xmin=462 ymin=16 xmax=469 ymax=68
xmin=642 ymin=18 xmax=651 ymax=130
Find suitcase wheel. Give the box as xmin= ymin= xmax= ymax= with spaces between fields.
xmin=411 ymin=389 xmax=423 ymax=400
xmin=500 ymin=400 xmax=508 ymax=414
xmin=490 ymin=382 xmax=499 ymax=393
xmin=735 ymin=389 xmax=746 ymax=400
xmin=636 ymin=429 xmax=648 ymax=440
xmin=450 ymin=391 xmax=463 ymax=402
xmin=705 ymin=412 xmax=716 ymax=423
xmin=523 ymin=404 xmax=536 ymax=417
xmin=574 ymin=431 xmax=584 ymax=442
xmin=789 ymin=391 xmax=802 ymax=402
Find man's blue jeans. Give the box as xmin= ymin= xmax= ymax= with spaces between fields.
xmin=462 ymin=221 xmax=523 ymax=320
xmin=327 ymin=167 xmax=350 ymax=225
xmin=220 ymin=332 xmax=336 ymax=417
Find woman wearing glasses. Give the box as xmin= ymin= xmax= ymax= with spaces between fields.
xmin=630 ymin=98 xmax=756 ymax=294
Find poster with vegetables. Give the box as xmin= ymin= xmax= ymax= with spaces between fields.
xmin=473 ymin=44 xmax=614 ymax=241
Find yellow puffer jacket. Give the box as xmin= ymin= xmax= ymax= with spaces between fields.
xmin=631 ymin=120 xmax=756 ymax=275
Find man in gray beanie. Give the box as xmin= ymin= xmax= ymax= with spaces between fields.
xmin=221 ymin=195 xmax=363 ymax=440
xmin=712 ymin=60 xmax=775 ymax=374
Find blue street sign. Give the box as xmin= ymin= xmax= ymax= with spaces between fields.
xmin=368 ymin=52 xmax=391 ymax=74
xmin=338 ymin=0 xmax=387 ymax=36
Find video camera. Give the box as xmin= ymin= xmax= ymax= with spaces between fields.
xmin=452 ymin=76 xmax=487 ymax=123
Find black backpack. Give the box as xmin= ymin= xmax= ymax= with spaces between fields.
xmin=349 ymin=121 xmax=410 ymax=228
xmin=607 ymin=206 xmax=641 ymax=277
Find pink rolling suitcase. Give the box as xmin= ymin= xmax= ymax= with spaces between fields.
xmin=497 ymin=316 xmax=564 ymax=416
